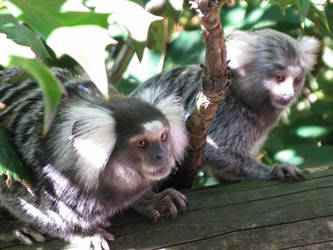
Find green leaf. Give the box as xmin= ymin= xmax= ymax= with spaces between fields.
xmin=148 ymin=21 xmax=165 ymax=52
xmin=126 ymin=48 xmax=163 ymax=83
xmin=0 ymin=124 xmax=33 ymax=187
xmin=8 ymin=57 xmax=64 ymax=135
xmin=86 ymin=0 xmax=163 ymax=61
xmin=0 ymin=33 xmax=35 ymax=64
xmin=296 ymin=0 xmax=310 ymax=28
xmin=4 ymin=0 xmax=114 ymax=97
xmin=0 ymin=7 xmax=50 ymax=61
xmin=47 ymin=25 xmax=115 ymax=98
xmin=164 ymin=30 xmax=205 ymax=68
xmin=296 ymin=125 xmax=329 ymax=138
xmin=274 ymin=146 xmax=333 ymax=167
xmin=0 ymin=34 xmax=64 ymax=135
xmin=310 ymin=0 xmax=331 ymax=32
xmin=271 ymin=0 xmax=296 ymax=14
xmin=127 ymin=0 xmax=144 ymax=6
xmin=168 ymin=0 xmax=183 ymax=12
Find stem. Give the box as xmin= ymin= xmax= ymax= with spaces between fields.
xmin=108 ymin=43 xmax=134 ymax=86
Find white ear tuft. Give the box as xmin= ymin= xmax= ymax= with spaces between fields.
xmin=298 ymin=36 xmax=321 ymax=72
xmin=226 ymin=31 xmax=256 ymax=70
xmin=69 ymin=105 xmax=117 ymax=189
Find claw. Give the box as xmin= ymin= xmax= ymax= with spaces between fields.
xmin=11 ymin=227 xmax=46 ymax=245
xmin=14 ymin=229 xmax=33 ymax=245
xmin=133 ymin=188 xmax=187 ymax=222
xmin=70 ymin=228 xmax=114 ymax=250
xmin=21 ymin=227 xmax=46 ymax=242
xmin=97 ymin=227 xmax=115 ymax=241
xmin=100 ymin=219 xmax=112 ymax=228
xmin=271 ymin=164 xmax=306 ymax=181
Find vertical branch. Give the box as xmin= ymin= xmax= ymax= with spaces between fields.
xmin=108 ymin=43 xmax=134 ymax=86
xmin=176 ymin=0 xmax=231 ymax=189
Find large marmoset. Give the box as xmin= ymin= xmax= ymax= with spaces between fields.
xmin=132 ymin=29 xmax=320 ymax=182
xmin=0 ymin=67 xmax=188 ymax=249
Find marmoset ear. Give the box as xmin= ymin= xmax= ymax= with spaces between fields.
xmin=298 ymin=36 xmax=321 ymax=72
xmin=69 ymin=106 xmax=117 ymax=189
xmin=226 ymin=31 xmax=256 ymax=71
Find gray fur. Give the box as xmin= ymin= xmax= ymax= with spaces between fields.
xmin=131 ymin=29 xmax=320 ymax=181
xmin=0 ymin=67 xmax=188 ymax=248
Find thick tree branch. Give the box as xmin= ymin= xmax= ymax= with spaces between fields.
xmin=177 ymin=0 xmax=231 ymax=188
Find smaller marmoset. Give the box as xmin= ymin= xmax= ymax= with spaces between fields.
xmin=132 ymin=29 xmax=320 ymax=182
xmin=0 ymin=67 xmax=188 ymax=249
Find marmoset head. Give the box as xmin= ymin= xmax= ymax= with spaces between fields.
xmin=227 ymin=29 xmax=320 ymax=110
xmin=105 ymin=98 xmax=175 ymax=186
xmin=70 ymin=90 xmax=187 ymax=192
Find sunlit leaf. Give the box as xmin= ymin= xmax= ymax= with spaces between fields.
xmin=126 ymin=48 xmax=163 ymax=83
xmin=168 ymin=0 xmax=184 ymax=12
xmin=0 ymin=34 xmax=64 ymax=135
xmin=8 ymin=57 xmax=64 ymax=135
xmin=274 ymin=149 xmax=305 ymax=165
xmin=0 ymin=7 xmax=50 ymax=60
xmin=323 ymin=45 xmax=333 ymax=68
xmin=0 ymin=33 xmax=35 ymax=64
xmin=47 ymin=25 xmax=114 ymax=98
xmin=270 ymin=0 xmax=299 ymax=14
xmin=310 ymin=0 xmax=331 ymax=32
xmin=296 ymin=0 xmax=310 ymax=29
xmin=4 ymin=0 xmax=114 ymax=97
xmin=86 ymin=0 xmax=163 ymax=60
xmin=0 ymin=124 xmax=33 ymax=188
xmin=296 ymin=125 xmax=329 ymax=138
xmin=275 ymin=146 xmax=333 ymax=167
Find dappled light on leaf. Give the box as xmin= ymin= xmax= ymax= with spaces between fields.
xmin=3 ymin=0 xmax=113 ymax=97
xmin=275 ymin=146 xmax=333 ymax=168
xmin=0 ymin=33 xmax=35 ymax=65
xmin=323 ymin=45 xmax=333 ymax=68
xmin=296 ymin=125 xmax=329 ymax=138
xmin=7 ymin=57 xmax=65 ymax=134
xmin=86 ymin=0 xmax=163 ymax=60
xmin=274 ymin=149 xmax=305 ymax=166
xmin=48 ymin=25 xmax=116 ymax=98
xmin=0 ymin=35 xmax=64 ymax=134
xmin=0 ymin=8 xmax=50 ymax=60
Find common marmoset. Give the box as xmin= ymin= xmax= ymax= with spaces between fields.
xmin=0 ymin=67 xmax=188 ymax=249
xmin=131 ymin=29 xmax=320 ymax=182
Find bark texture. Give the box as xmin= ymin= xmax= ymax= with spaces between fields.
xmin=180 ymin=0 xmax=231 ymax=188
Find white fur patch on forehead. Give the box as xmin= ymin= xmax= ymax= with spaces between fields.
xmin=136 ymin=86 xmax=188 ymax=163
xmin=143 ymin=120 xmax=165 ymax=136
xmin=287 ymin=65 xmax=302 ymax=76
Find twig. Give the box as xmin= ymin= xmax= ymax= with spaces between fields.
xmin=177 ymin=0 xmax=231 ymax=188
xmin=108 ymin=43 xmax=134 ymax=86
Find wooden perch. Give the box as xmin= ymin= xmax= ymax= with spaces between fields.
xmin=175 ymin=0 xmax=231 ymax=189
xmin=3 ymin=168 xmax=332 ymax=249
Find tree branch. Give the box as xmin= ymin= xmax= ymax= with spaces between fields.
xmin=176 ymin=0 xmax=231 ymax=189
xmin=108 ymin=43 xmax=134 ymax=86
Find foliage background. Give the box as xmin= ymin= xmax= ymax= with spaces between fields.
xmin=0 ymin=0 xmax=332 ymax=187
